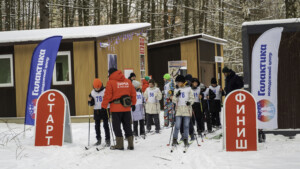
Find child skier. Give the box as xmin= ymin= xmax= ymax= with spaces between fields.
xmin=209 ymin=78 xmax=224 ymax=129
xmin=131 ymin=80 xmax=146 ymax=138
xmin=200 ymin=83 xmax=216 ymax=133
xmin=144 ymin=79 xmax=162 ymax=134
xmin=163 ymin=73 xmax=175 ymax=127
xmin=191 ymin=78 xmax=205 ymax=136
xmin=171 ymin=75 xmax=194 ymax=147
xmin=88 ymin=78 xmax=110 ymax=146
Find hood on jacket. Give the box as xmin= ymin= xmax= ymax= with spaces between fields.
xmin=109 ymin=70 xmax=125 ymax=81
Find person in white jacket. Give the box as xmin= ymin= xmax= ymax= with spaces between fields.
xmin=144 ymin=79 xmax=162 ymax=133
xmin=171 ymin=75 xmax=195 ymax=146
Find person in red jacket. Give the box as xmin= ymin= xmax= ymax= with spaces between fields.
xmin=142 ymin=76 xmax=150 ymax=93
xmin=101 ymin=68 xmax=137 ymax=150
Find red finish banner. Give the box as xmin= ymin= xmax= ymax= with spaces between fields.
xmin=35 ymin=90 xmax=66 ymax=146
xmin=224 ymin=90 xmax=257 ymax=151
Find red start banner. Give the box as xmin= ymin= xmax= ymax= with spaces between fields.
xmin=224 ymin=89 xmax=257 ymax=151
xmin=35 ymin=90 xmax=66 ymax=146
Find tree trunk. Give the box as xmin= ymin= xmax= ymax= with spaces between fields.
xmin=170 ymin=0 xmax=178 ymax=38
xmin=163 ymin=0 xmax=168 ymax=39
xmin=31 ymin=0 xmax=35 ymax=29
xmin=146 ymin=0 xmax=150 ymax=23
xmin=140 ymin=0 xmax=145 ymax=22
xmin=123 ymin=0 xmax=128 ymax=23
xmin=111 ymin=0 xmax=117 ymax=23
xmin=65 ymin=0 xmax=69 ymax=27
xmin=184 ymin=0 xmax=189 ymax=36
xmin=218 ymin=0 xmax=224 ymax=38
xmin=40 ymin=0 xmax=49 ymax=28
xmin=150 ymin=0 xmax=155 ymax=42
xmin=0 ymin=0 xmax=2 ymax=31
xmin=69 ymin=0 xmax=76 ymax=26
xmin=5 ymin=0 xmax=11 ymax=30
xmin=83 ymin=0 xmax=89 ymax=26
xmin=285 ymin=0 xmax=297 ymax=18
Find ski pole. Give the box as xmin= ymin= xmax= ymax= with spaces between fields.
xmin=167 ymin=111 xmax=175 ymax=146
xmin=85 ymin=106 xmax=91 ymax=150
xmin=107 ymin=109 xmax=116 ymax=146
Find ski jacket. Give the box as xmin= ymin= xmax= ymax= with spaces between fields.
xmin=225 ymin=70 xmax=244 ymax=96
xmin=172 ymin=86 xmax=195 ymax=117
xmin=142 ymin=79 xmax=149 ymax=93
xmin=102 ymin=70 xmax=136 ymax=113
xmin=144 ymin=87 xmax=162 ymax=114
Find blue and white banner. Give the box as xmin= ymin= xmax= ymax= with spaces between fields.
xmin=251 ymin=27 xmax=283 ymax=129
xmin=25 ymin=36 xmax=62 ymax=125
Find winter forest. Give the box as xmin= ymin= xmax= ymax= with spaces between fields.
xmin=1 ymin=0 xmax=299 ymax=75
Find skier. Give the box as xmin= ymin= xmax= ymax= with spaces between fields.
xmin=200 ymin=83 xmax=216 ymax=133
xmin=101 ymin=68 xmax=137 ymax=150
xmin=163 ymin=73 xmax=175 ymax=128
xmin=144 ymin=79 xmax=162 ymax=134
xmin=88 ymin=78 xmax=110 ymax=146
xmin=128 ymin=72 xmax=136 ymax=82
xmin=209 ymin=77 xmax=224 ymax=129
xmin=171 ymin=75 xmax=194 ymax=147
xmin=131 ymin=80 xmax=146 ymax=138
xmin=191 ymin=78 xmax=205 ymax=136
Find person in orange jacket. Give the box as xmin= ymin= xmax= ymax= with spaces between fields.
xmin=101 ymin=68 xmax=137 ymax=150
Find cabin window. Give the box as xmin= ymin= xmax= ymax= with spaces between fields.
xmin=0 ymin=54 xmax=14 ymax=87
xmin=53 ymin=51 xmax=72 ymax=85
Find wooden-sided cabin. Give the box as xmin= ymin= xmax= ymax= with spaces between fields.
xmin=148 ymin=33 xmax=227 ymax=92
xmin=0 ymin=23 xmax=150 ymax=118
xmin=242 ymin=18 xmax=300 ymax=132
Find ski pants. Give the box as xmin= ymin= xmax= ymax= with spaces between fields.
xmin=133 ymin=120 xmax=145 ymax=136
xmin=146 ymin=114 xmax=160 ymax=131
xmin=164 ymin=101 xmax=175 ymax=127
xmin=94 ymin=109 xmax=110 ymax=141
xmin=111 ymin=111 xmax=133 ymax=138
xmin=192 ymin=102 xmax=205 ymax=132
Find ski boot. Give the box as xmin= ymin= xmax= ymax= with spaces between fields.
xmin=94 ymin=139 xmax=101 ymax=146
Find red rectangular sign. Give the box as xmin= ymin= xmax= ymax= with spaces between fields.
xmin=35 ymin=90 xmax=66 ymax=146
xmin=224 ymin=90 xmax=257 ymax=151
xmin=139 ymin=37 xmax=145 ymax=55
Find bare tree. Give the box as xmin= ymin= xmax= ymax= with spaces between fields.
xmin=111 ymin=0 xmax=117 ymax=23
xmin=40 ymin=0 xmax=49 ymax=28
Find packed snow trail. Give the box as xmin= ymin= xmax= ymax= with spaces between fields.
xmin=1 ymin=121 xmax=300 ymax=169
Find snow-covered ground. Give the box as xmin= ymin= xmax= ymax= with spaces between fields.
xmin=1 ymin=115 xmax=300 ymax=169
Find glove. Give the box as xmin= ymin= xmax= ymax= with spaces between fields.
xmin=131 ymin=105 xmax=136 ymax=112
xmin=175 ymin=90 xmax=181 ymax=97
xmin=186 ymin=102 xmax=191 ymax=106
xmin=100 ymin=108 xmax=107 ymax=114
xmin=168 ymin=90 xmax=174 ymax=96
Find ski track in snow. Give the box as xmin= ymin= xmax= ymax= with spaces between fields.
xmin=1 ymin=115 xmax=300 ymax=169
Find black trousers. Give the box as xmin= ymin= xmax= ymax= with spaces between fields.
xmin=94 ymin=109 xmax=110 ymax=141
xmin=202 ymin=100 xmax=212 ymax=131
xmin=146 ymin=114 xmax=160 ymax=131
xmin=133 ymin=120 xmax=145 ymax=136
xmin=111 ymin=111 xmax=133 ymax=138
xmin=211 ymin=100 xmax=221 ymax=126
xmin=192 ymin=102 xmax=205 ymax=132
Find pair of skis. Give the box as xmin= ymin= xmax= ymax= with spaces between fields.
xmin=170 ymin=141 xmax=194 ymax=153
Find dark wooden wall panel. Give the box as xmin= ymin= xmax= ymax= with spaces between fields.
xmin=0 ymin=46 xmax=16 ymax=117
xmin=248 ymin=32 xmax=300 ymax=129
xmin=199 ymin=40 xmax=215 ymax=62
xmin=148 ymin=43 xmax=181 ymax=91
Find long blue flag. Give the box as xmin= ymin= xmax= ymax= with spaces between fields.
xmin=25 ymin=36 xmax=62 ymax=125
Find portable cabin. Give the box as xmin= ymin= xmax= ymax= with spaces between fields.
xmin=148 ymin=33 xmax=227 ymax=92
xmin=242 ymin=18 xmax=300 ymax=133
xmin=0 ymin=23 xmax=150 ymax=118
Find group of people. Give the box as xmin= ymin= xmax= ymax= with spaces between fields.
xmin=87 ymin=66 xmax=244 ymax=150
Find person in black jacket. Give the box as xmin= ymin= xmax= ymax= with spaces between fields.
xmin=222 ymin=67 xmax=244 ymax=96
